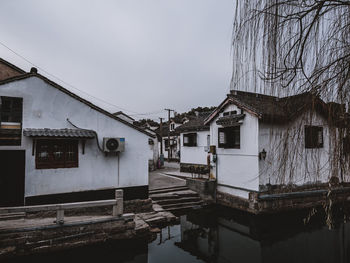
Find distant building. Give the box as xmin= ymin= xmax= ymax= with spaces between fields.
xmin=176 ymin=112 xmax=211 ymax=174
xmin=155 ymin=118 xmax=183 ymax=162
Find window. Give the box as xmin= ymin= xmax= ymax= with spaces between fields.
xmin=223 ymin=110 xmax=237 ymax=117
xmin=305 ymin=126 xmax=323 ymax=148
xmin=0 ymin=96 xmax=23 ymax=146
xmin=170 ymin=123 xmax=175 ymax=131
xmin=164 ymin=139 xmax=169 ymax=150
xmin=36 ymin=139 xmax=79 ymax=169
xmin=183 ymin=133 xmax=197 ymax=147
xmin=218 ymin=126 xmax=240 ymax=149
xmin=0 ymin=96 xmax=23 ymax=123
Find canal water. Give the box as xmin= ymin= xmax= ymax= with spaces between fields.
xmin=5 ymin=205 xmax=350 ymax=263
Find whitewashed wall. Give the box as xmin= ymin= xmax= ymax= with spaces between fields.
xmin=258 ymin=110 xmax=335 ymax=187
xmin=180 ymin=130 xmax=209 ymax=165
xmin=0 ymin=76 xmax=150 ymax=198
xmin=210 ymin=104 xmax=260 ymax=199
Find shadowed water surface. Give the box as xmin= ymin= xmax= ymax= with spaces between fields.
xmin=4 ymin=206 xmax=350 ymax=263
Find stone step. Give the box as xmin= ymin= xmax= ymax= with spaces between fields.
xmin=149 ymin=186 xmax=189 ymax=195
xmin=154 ymin=197 xmax=201 ymax=205
xmin=0 ymin=212 xmax=26 ymax=221
xmin=160 ymin=201 xmax=204 ymax=209
xmin=150 ymin=192 xmax=199 ymax=200
xmin=166 ymin=204 xmax=204 ymax=212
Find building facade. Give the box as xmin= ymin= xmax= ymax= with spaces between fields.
xmin=0 ymin=64 xmax=154 ymax=207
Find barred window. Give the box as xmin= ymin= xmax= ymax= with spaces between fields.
xmin=36 ymin=140 xmax=78 ymax=169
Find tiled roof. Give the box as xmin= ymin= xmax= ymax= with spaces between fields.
xmin=23 ymin=128 xmax=95 ymax=138
xmin=176 ymin=112 xmax=211 ymax=132
xmin=205 ymin=90 xmax=333 ymax=125
xmin=216 ymin=114 xmax=245 ymax=127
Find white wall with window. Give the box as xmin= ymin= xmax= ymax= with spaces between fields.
xmin=209 ymin=103 xmax=260 ymax=199
xmin=180 ymin=130 xmax=210 ymax=166
xmin=258 ymin=109 xmax=332 ymax=187
xmin=0 ymin=76 xmax=151 ymax=200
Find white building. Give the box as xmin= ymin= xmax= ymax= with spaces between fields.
xmin=0 ymin=62 xmax=154 ymax=207
xmin=176 ymin=112 xmax=211 ymax=174
xmin=204 ymin=90 xmax=344 ymax=206
xmin=156 ymin=119 xmax=182 ymax=161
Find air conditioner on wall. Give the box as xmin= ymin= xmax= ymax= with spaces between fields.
xmin=103 ymin=137 xmax=125 ymax=153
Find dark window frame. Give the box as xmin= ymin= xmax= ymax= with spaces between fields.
xmin=36 ymin=139 xmax=79 ymax=169
xmin=0 ymin=96 xmax=23 ymax=123
xmin=164 ymin=139 xmax=169 ymax=150
xmin=218 ymin=126 xmax=240 ymax=149
xmin=183 ymin=133 xmax=197 ymax=147
xmin=0 ymin=96 xmax=23 ymax=146
xmin=305 ymin=126 xmax=323 ymax=149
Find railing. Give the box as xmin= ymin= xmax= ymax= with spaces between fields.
xmin=0 ymin=189 xmax=124 ymax=225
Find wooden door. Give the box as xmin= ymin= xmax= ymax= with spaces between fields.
xmin=0 ymin=150 xmax=25 ymax=207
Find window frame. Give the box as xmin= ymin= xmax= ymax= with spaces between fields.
xmin=0 ymin=96 xmax=23 ymax=123
xmin=218 ymin=126 xmax=240 ymax=149
xmin=0 ymin=96 xmax=23 ymax=146
xmin=183 ymin=133 xmax=197 ymax=147
xmin=305 ymin=125 xmax=323 ymax=149
xmin=35 ymin=139 xmax=79 ymax=169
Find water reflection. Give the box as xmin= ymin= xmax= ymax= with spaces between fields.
xmin=174 ymin=207 xmax=350 ymax=263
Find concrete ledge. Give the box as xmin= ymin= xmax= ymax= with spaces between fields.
xmin=217 ymin=186 xmax=350 ymax=214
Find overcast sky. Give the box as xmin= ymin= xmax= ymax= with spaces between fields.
xmin=0 ymin=0 xmax=234 ymax=121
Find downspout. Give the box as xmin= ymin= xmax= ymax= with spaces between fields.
xmin=66 ymin=118 xmax=104 ymax=153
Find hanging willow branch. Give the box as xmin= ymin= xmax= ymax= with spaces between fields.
xmin=232 ymin=0 xmax=350 ymax=102
xmin=232 ymin=0 xmax=350 ymax=187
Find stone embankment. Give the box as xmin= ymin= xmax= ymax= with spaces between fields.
xmin=0 ymin=199 xmax=178 ymax=259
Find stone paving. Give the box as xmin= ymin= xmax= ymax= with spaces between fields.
xmin=149 ymin=168 xmax=186 ymax=190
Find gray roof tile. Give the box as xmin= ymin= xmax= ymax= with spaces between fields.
xmin=23 ymin=128 xmax=95 ymax=138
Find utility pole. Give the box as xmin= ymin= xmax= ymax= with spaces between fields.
xmin=159 ymin=117 xmax=164 ymax=155
xmin=164 ymin=108 xmax=174 ymax=160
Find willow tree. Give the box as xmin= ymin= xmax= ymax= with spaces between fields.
xmin=231 ymin=0 xmax=350 ymax=226
xmin=231 ymin=0 xmax=350 ymax=192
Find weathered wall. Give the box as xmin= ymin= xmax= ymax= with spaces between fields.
xmin=210 ymin=104 xmax=260 ymax=199
xmin=0 ymin=76 xmax=150 ymax=198
xmin=258 ymin=109 xmax=336 ymax=188
xmin=180 ymin=130 xmax=209 ymax=166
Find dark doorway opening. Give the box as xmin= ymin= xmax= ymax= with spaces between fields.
xmin=0 ymin=150 xmax=25 ymax=207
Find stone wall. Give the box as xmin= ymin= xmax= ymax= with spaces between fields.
xmin=124 ymin=198 xmax=153 ymax=213
xmin=0 ymin=215 xmax=137 ymax=259
xmin=186 ymin=178 xmax=216 ymax=203
xmin=180 ymin=163 xmax=209 ymax=175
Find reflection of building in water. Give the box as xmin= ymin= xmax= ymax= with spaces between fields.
xmin=175 ymin=215 xmax=218 ymax=262
xmin=176 ymin=209 xmax=350 ymax=263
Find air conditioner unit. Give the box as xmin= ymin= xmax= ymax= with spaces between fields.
xmin=103 ymin=137 xmax=125 ymax=153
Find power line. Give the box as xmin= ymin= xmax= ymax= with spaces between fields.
xmin=0 ymin=40 xmax=155 ymax=116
